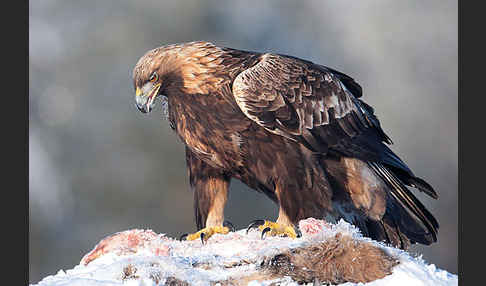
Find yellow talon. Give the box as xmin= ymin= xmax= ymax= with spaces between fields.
xmin=247 ymin=220 xmax=298 ymax=239
xmin=185 ymin=225 xmax=230 ymax=242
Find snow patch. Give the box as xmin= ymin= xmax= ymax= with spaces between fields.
xmin=31 ymin=219 xmax=457 ymax=286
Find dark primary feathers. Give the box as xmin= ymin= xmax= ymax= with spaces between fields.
xmin=132 ymin=41 xmax=439 ymax=249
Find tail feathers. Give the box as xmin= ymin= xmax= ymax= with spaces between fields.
xmin=364 ymin=194 xmax=437 ymax=249
xmin=384 ymin=163 xmax=439 ymax=200
xmin=368 ymin=138 xmax=439 ymax=200
xmin=367 ymin=162 xmax=439 ymax=247
xmin=387 ymin=194 xmax=437 ymax=245
xmin=364 ymin=215 xmax=411 ymax=249
xmin=406 ymin=176 xmax=439 ymax=199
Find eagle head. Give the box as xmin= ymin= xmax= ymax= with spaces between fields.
xmin=132 ymin=41 xmax=230 ymax=113
xmin=132 ymin=47 xmax=170 ymax=114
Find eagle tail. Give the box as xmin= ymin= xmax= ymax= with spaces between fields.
xmin=378 ymin=145 xmax=439 ymax=200
xmin=363 ymin=213 xmax=410 ymax=249
xmin=367 ymin=162 xmax=439 ymax=247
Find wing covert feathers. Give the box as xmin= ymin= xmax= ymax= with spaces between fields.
xmin=232 ymin=53 xmax=391 ymax=155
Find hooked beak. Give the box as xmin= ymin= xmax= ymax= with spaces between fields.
xmin=135 ymin=83 xmax=161 ymax=113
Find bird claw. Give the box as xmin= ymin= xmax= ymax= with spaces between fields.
xmin=179 ymin=224 xmax=232 ymax=244
xmin=261 ymin=227 xmax=272 ymax=239
xmin=179 ymin=233 xmax=188 ymax=241
xmin=223 ymin=220 xmax=236 ymax=232
xmin=200 ymin=232 xmax=206 ymax=244
xmin=246 ymin=219 xmax=300 ymax=239
xmin=296 ymin=227 xmax=302 ymax=238
xmin=246 ymin=219 xmax=266 ymax=234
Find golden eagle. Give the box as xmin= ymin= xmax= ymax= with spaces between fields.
xmin=132 ymin=41 xmax=438 ymax=249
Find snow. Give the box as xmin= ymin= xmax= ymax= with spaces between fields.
xmin=31 ymin=219 xmax=457 ymax=286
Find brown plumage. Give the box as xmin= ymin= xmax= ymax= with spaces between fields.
xmin=132 ymin=41 xmax=439 ymax=249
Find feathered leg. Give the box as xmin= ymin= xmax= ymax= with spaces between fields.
xmin=181 ymin=148 xmax=233 ymax=243
xmin=246 ymin=148 xmax=334 ymax=240
xmin=246 ymin=185 xmax=304 ymax=239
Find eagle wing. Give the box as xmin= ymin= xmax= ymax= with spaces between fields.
xmin=232 ymin=53 xmax=391 ymax=156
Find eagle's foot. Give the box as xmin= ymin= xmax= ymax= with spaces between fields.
xmin=180 ymin=221 xmax=235 ymax=244
xmin=246 ymin=219 xmax=301 ymax=239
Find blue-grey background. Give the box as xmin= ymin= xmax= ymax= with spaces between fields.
xmin=29 ymin=1 xmax=457 ymax=283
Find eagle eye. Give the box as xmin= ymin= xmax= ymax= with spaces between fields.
xmin=149 ymin=72 xmax=158 ymax=83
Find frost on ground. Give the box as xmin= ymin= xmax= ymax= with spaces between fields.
xmin=32 ymin=218 xmax=457 ymax=286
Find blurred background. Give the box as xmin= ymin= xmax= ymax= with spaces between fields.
xmin=29 ymin=0 xmax=457 ymax=283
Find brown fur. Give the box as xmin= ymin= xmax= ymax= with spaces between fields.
xmin=262 ymin=233 xmax=398 ymax=284
xmin=209 ymin=233 xmax=398 ymax=285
